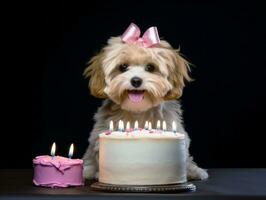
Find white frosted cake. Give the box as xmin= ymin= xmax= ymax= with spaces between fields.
xmin=99 ymin=122 xmax=187 ymax=185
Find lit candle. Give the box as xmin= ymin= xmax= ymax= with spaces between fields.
xmin=68 ymin=143 xmax=74 ymax=159
xmin=121 ymin=121 xmax=124 ymax=131
xmin=109 ymin=120 xmax=114 ymax=131
xmin=134 ymin=121 xmax=138 ymax=130
xmin=148 ymin=122 xmax=152 ymax=130
xmin=118 ymin=120 xmax=121 ymax=131
xmin=156 ymin=120 xmax=161 ymax=130
xmin=126 ymin=121 xmax=130 ymax=131
xmin=172 ymin=121 xmax=177 ymax=134
xmin=162 ymin=121 xmax=167 ymax=132
xmin=51 ymin=142 xmax=56 ymax=159
xmin=118 ymin=120 xmax=124 ymax=132
xmin=144 ymin=121 xmax=149 ymax=130
xmin=117 ymin=120 xmax=120 ymax=131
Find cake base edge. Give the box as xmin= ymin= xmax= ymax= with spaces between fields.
xmin=90 ymin=181 xmax=196 ymax=193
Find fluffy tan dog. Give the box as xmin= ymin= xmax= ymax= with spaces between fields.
xmin=82 ymin=25 xmax=208 ymax=180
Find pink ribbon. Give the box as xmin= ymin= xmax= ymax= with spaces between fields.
xmin=121 ymin=23 xmax=160 ymax=48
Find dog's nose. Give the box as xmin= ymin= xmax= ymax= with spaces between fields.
xmin=131 ymin=77 xmax=143 ymax=88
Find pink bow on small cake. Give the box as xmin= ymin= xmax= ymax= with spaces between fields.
xmin=121 ymin=23 xmax=160 ymax=48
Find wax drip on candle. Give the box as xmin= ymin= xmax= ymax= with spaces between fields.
xmin=134 ymin=121 xmax=138 ymax=130
xmin=68 ymin=143 xmax=74 ymax=159
xmin=109 ymin=120 xmax=114 ymax=131
xmin=156 ymin=120 xmax=161 ymax=130
xmin=50 ymin=142 xmax=56 ymax=159
xmin=172 ymin=121 xmax=177 ymax=134
xmin=144 ymin=121 xmax=149 ymax=130
xmin=162 ymin=121 xmax=167 ymax=132
xmin=126 ymin=121 xmax=130 ymax=131
xmin=148 ymin=122 xmax=152 ymax=130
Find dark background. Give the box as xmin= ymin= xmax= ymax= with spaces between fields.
xmin=4 ymin=1 xmax=266 ymax=169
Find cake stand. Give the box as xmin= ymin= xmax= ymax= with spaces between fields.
xmin=91 ymin=182 xmax=196 ymax=193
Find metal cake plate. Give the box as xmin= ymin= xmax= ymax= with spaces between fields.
xmin=90 ymin=182 xmax=196 ymax=193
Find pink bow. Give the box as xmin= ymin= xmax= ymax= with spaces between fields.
xmin=121 ymin=23 xmax=160 ymax=48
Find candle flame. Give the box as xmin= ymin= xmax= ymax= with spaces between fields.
xmin=134 ymin=121 xmax=138 ymax=130
xmin=68 ymin=143 xmax=74 ymax=159
xmin=51 ymin=142 xmax=56 ymax=157
xmin=109 ymin=120 xmax=114 ymax=131
xmin=162 ymin=121 xmax=167 ymax=131
xmin=126 ymin=121 xmax=130 ymax=130
xmin=156 ymin=120 xmax=161 ymax=129
xmin=118 ymin=120 xmax=121 ymax=130
xmin=172 ymin=121 xmax=177 ymax=133
xmin=148 ymin=122 xmax=152 ymax=130
xmin=144 ymin=121 xmax=149 ymax=130
xmin=118 ymin=120 xmax=124 ymax=131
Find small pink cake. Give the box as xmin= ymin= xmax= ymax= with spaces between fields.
xmin=33 ymin=155 xmax=84 ymax=188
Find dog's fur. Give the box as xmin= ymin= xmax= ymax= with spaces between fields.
xmin=82 ymin=37 xmax=208 ymax=180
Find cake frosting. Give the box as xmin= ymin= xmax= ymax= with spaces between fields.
xmin=33 ymin=155 xmax=84 ymax=188
xmin=99 ymin=128 xmax=187 ymax=185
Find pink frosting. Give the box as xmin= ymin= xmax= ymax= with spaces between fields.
xmin=33 ymin=155 xmax=84 ymax=188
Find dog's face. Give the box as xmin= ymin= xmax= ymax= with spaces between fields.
xmin=84 ymin=37 xmax=191 ymax=113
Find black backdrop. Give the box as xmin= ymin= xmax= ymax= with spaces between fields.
xmin=4 ymin=1 xmax=266 ymax=169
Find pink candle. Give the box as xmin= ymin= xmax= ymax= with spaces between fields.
xmin=33 ymin=143 xmax=84 ymax=188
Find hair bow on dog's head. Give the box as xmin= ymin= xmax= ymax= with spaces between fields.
xmin=121 ymin=23 xmax=160 ymax=48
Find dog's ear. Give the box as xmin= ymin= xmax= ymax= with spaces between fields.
xmin=83 ymin=51 xmax=107 ymax=98
xmin=164 ymin=49 xmax=192 ymax=100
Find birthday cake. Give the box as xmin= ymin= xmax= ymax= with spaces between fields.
xmin=98 ymin=121 xmax=187 ymax=185
xmin=33 ymin=155 xmax=84 ymax=188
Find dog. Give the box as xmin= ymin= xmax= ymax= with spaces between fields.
xmin=82 ymin=23 xmax=208 ymax=180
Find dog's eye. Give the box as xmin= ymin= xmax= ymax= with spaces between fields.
xmin=119 ymin=64 xmax=128 ymax=72
xmin=145 ymin=64 xmax=155 ymax=72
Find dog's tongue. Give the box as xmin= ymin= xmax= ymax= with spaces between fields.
xmin=128 ymin=91 xmax=144 ymax=103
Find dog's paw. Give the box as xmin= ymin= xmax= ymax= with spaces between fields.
xmin=187 ymin=163 xmax=208 ymax=180
xmin=83 ymin=164 xmax=97 ymax=180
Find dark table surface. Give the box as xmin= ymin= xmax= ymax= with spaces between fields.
xmin=0 ymin=169 xmax=266 ymax=200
